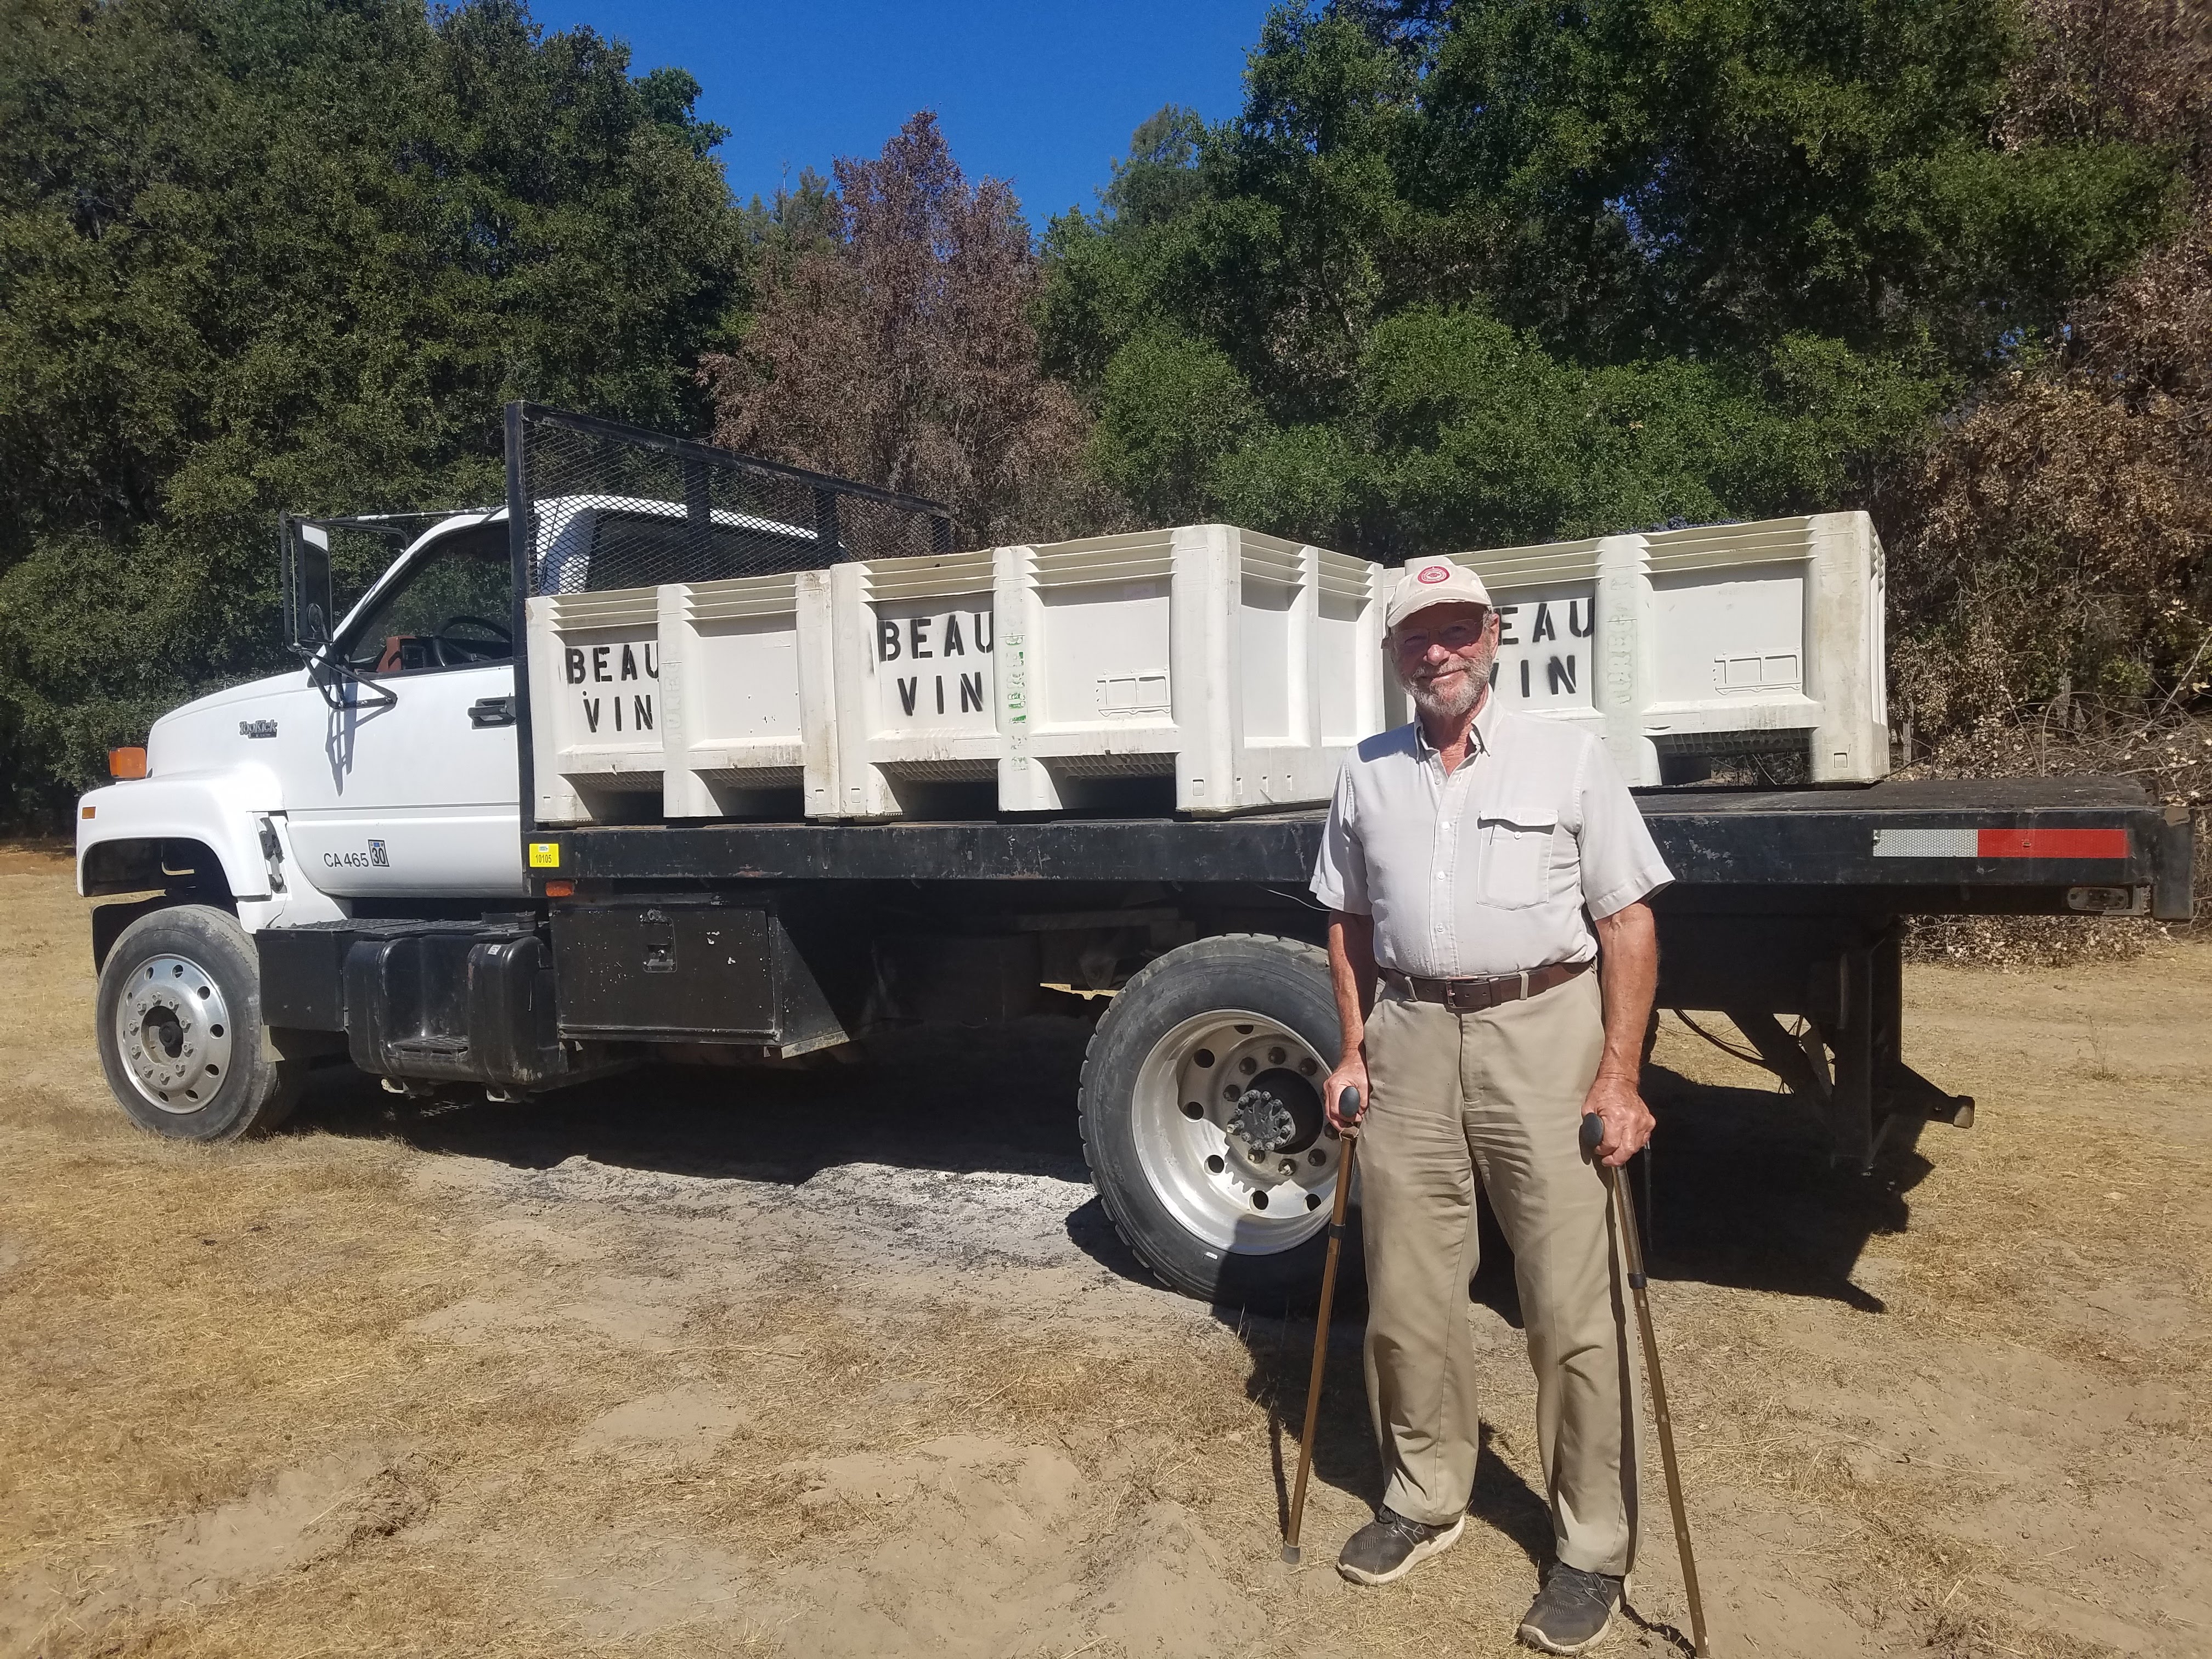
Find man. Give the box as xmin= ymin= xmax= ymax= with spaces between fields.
xmin=1310 ymin=555 xmax=1672 ymax=1655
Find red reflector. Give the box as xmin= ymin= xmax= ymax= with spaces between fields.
xmin=543 ymin=879 xmax=575 ymax=898
xmin=1976 ymin=828 xmax=2129 ymax=860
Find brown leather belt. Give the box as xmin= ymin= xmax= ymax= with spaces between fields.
xmin=1380 ymin=957 xmax=1592 ymax=1013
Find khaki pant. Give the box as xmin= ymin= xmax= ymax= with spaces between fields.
xmin=1358 ymin=968 xmax=1639 ymax=1575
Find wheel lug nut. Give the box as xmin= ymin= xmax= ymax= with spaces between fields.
xmin=1280 ymin=1160 xmax=1299 ymax=1176
xmin=1268 ymin=1047 xmax=1285 ymax=1065
xmin=1308 ymin=1149 xmax=1325 ymax=1165
xmin=1237 ymin=1057 xmax=1256 ymax=1075
xmin=1298 ymin=1058 xmax=1317 ymax=1075
xmin=1223 ymin=1084 xmax=1239 ymax=1100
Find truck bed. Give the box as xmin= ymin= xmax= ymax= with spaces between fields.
xmin=538 ymin=776 xmax=2191 ymax=918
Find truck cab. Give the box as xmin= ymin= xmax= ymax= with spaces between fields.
xmin=79 ymin=511 xmax=527 ymax=930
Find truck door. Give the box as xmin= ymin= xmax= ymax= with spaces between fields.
xmin=283 ymin=520 xmax=528 ymax=897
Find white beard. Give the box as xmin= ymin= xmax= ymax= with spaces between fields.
xmin=1397 ymin=645 xmax=1494 ymax=721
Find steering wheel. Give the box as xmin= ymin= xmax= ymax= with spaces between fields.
xmin=434 ymin=614 xmax=512 ymax=667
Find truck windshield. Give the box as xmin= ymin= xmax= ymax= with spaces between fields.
xmin=342 ymin=525 xmax=512 ymax=675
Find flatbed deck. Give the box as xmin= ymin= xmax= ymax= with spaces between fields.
xmin=541 ymin=776 xmax=2190 ymax=917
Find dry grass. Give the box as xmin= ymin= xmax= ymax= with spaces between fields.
xmin=5 ymin=844 xmax=2210 ymax=1657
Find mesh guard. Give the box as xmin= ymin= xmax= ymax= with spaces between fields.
xmin=510 ymin=405 xmax=953 ymax=598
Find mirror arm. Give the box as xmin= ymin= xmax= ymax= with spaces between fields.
xmin=292 ymin=640 xmax=398 ymax=712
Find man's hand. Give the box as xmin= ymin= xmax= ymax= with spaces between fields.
xmin=1324 ymin=911 xmax=1378 ymax=1137
xmin=1323 ymin=1056 xmax=1370 ymax=1135
xmin=1587 ymin=900 xmax=1659 ymax=1168
xmin=1581 ymin=1070 xmax=1653 ymax=1167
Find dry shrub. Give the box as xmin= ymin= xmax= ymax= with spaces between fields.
xmin=1881 ymin=0 xmax=2211 ymax=719
xmin=1883 ymin=215 xmax=2212 ymax=737
xmin=2000 ymin=0 xmax=2212 ymax=157
xmin=701 ymin=113 xmax=1116 ymax=548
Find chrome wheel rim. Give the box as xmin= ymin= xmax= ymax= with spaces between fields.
xmin=115 ymin=954 xmax=234 ymax=1114
xmin=1131 ymin=1008 xmax=1344 ymax=1255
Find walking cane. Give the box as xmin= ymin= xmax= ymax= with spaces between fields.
xmin=1282 ymin=1085 xmax=1364 ymax=1565
xmin=1582 ymin=1113 xmax=1708 ymax=1656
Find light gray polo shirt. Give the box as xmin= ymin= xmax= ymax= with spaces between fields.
xmin=1310 ymin=695 xmax=1672 ymax=979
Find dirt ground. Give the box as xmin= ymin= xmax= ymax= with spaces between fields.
xmin=3 ymin=844 xmax=2208 ymax=1659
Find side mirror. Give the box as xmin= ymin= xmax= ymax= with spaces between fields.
xmin=281 ymin=517 xmax=334 ymax=654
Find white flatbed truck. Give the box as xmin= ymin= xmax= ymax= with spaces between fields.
xmin=76 ymin=407 xmax=2196 ymax=1302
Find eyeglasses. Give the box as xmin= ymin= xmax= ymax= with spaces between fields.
xmin=1391 ymin=613 xmax=1491 ymax=657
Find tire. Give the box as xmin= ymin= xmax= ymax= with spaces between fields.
xmin=1079 ymin=933 xmax=1356 ymax=1305
xmin=95 ymin=904 xmax=304 ymax=1141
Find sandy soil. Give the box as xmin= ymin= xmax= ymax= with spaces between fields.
xmin=2 ymin=843 xmax=2207 ymax=1658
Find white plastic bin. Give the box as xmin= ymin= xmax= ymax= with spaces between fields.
xmin=1450 ymin=512 xmax=1887 ymax=785
xmin=658 ymin=570 xmax=838 ymax=819
xmin=528 ymin=571 xmax=840 ymax=825
xmin=525 ymin=586 xmax=665 ymax=824
xmin=828 ymin=526 xmax=1387 ymax=819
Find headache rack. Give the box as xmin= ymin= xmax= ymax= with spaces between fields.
xmin=503 ymin=404 xmax=960 ymax=831
xmin=505 ymin=404 xmax=955 ymax=599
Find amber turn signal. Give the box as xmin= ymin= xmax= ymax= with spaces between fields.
xmin=108 ymin=746 xmax=148 ymax=780
xmin=543 ymin=879 xmax=575 ymax=898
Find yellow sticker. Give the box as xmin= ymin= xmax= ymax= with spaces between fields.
xmin=528 ymin=842 xmax=562 ymax=869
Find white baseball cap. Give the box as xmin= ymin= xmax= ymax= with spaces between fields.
xmin=1385 ymin=556 xmax=1493 ymax=632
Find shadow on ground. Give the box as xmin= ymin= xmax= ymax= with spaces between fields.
xmin=290 ymin=1022 xmax=1931 ymax=1399
xmin=286 ymin=1015 xmax=1102 ymax=1184
xmin=1637 ymin=1062 xmax=1935 ymax=1313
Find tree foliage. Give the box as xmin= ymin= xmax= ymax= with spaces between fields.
xmin=1042 ymin=0 xmax=2180 ymax=563
xmin=701 ymin=113 xmax=1098 ymax=546
xmin=0 ymin=0 xmax=741 ymax=817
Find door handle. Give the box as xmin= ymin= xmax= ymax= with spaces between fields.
xmin=469 ymin=696 xmax=516 ymax=728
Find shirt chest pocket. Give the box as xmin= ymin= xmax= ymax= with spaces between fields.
xmin=1474 ymin=803 xmax=1559 ymax=910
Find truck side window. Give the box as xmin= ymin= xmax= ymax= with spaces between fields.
xmin=342 ymin=527 xmax=513 ymax=675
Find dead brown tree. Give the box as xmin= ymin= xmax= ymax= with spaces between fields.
xmin=701 ymin=112 xmax=1108 ymax=548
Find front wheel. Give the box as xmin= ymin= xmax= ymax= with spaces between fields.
xmin=1079 ymin=934 xmax=1355 ymax=1305
xmin=95 ymin=904 xmax=303 ymax=1141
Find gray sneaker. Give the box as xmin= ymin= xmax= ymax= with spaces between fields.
xmin=1516 ymin=1561 xmax=1623 ymax=1653
xmin=1335 ymin=1506 xmax=1466 ymax=1585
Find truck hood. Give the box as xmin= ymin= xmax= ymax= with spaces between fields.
xmin=148 ymin=669 xmax=308 ymax=778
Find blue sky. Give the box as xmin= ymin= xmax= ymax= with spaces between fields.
xmin=526 ymin=1 xmax=1277 ymax=224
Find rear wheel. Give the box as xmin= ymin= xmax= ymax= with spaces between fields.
xmin=95 ymin=904 xmax=303 ymax=1141
xmin=1079 ymin=934 xmax=1353 ymax=1305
